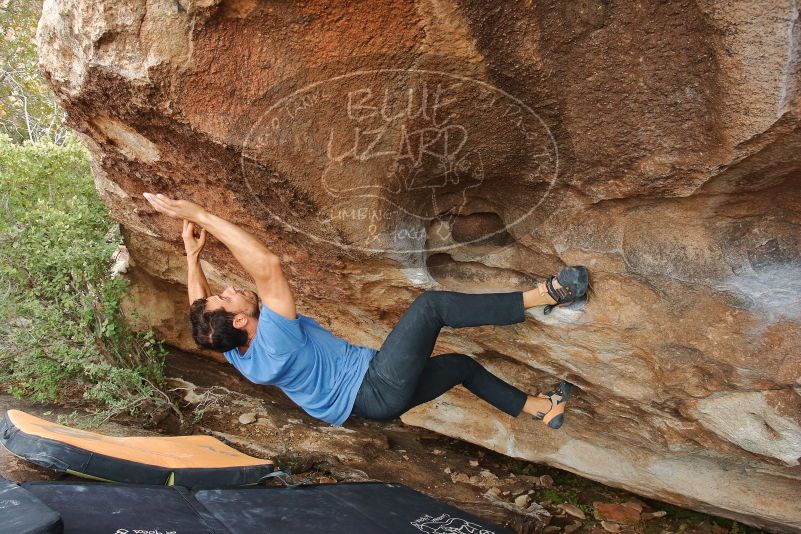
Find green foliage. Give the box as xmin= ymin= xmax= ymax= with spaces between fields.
xmin=0 ymin=135 xmax=174 ymax=424
xmin=1 ymin=0 xmax=69 ymax=143
xmin=538 ymin=487 xmax=593 ymax=517
xmin=538 ymin=487 xmax=566 ymax=504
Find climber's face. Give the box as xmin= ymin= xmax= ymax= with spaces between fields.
xmin=205 ymin=286 xmax=261 ymax=319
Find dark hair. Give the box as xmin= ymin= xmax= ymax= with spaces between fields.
xmin=189 ymin=298 xmax=248 ymax=352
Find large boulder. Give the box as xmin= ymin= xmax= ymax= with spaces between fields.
xmin=37 ymin=1 xmax=801 ymax=531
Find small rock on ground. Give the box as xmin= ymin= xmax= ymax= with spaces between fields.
xmin=601 ymin=521 xmax=621 ymax=532
xmin=642 ymin=511 xmax=667 ymax=521
xmin=238 ymin=412 xmax=257 ymax=424
xmin=558 ymin=503 xmax=586 ymax=520
xmin=514 ymin=494 xmax=531 ymax=508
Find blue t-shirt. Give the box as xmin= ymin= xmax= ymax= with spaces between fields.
xmin=223 ymin=303 xmax=376 ymax=426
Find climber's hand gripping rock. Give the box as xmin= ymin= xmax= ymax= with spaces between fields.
xmin=143 ymin=193 xmax=205 ymax=222
xmin=182 ymin=219 xmax=207 ymax=258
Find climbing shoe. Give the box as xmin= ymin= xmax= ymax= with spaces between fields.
xmin=543 ymin=265 xmax=589 ymax=315
xmin=533 ymin=380 xmax=573 ymax=429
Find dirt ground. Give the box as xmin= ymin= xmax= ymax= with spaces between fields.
xmin=0 ymin=347 xmax=765 ymax=534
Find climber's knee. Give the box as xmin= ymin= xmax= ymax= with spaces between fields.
xmin=457 ymin=354 xmax=482 ymax=380
xmin=439 ymin=353 xmax=480 ymax=382
xmin=411 ymin=290 xmax=442 ymax=312
xmin=412 ymin=290 xmax=437 ymax=305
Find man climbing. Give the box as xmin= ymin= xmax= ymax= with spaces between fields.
xmin=143 ymin=193 xmax=587 ymax=429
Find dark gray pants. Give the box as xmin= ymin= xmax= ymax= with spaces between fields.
xmin=349 ymin=290 xmax=528 ymax=421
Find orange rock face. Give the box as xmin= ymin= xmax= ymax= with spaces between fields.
xmin=37 ymin=0 xmax=801 ymax=531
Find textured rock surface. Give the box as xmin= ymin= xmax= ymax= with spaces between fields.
xmin=37 ymin=0 xmax=801 ymax=531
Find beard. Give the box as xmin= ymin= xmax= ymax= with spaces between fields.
xmin=237 ymin=288 xmax=261 ymax=318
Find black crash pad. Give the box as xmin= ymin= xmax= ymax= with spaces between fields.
xmin=196 ymin=482 xmax=512 ymax=533
xmin=22 ymin=482 xmax=223 ymax=534
xmin=20 ymin=480 xmax=513 ymax=534
xmin=0 ymin=476 xmax=62 ymax=534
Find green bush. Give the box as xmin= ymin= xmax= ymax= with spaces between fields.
xmin=0 ymin=134 xmax=175 ymax=425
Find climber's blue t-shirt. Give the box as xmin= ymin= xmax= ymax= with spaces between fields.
xmin=223 ymin=303 xmax=376 ymax=426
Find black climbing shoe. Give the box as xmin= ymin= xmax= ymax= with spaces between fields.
xmin=533 ymin=380 xmax=573 ymax=429
xmin=543 ymin=265 xmax=589 ymax=315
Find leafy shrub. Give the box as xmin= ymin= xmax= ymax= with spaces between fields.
xmin=0 ymin=134 xmax=175 ymax=424
xmin=1 ymin=0 xmax=70 ymax=144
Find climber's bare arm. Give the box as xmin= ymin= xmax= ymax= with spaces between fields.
xmin=144 ymin=193 xmax=297 ymax=319
xmin=182 ymin=220 xmax=212 ymax=304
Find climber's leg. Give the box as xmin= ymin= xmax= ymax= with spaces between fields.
xmin=350 ymin=290 xmax=525 ymax=419
xmin=401 ymin=354 xmax=557 ymax=420
xmin=402 ymin=353 xmax=529 ymax=416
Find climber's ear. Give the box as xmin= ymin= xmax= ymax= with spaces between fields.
xmin=232 ymin=313 xmax=249 ymax=330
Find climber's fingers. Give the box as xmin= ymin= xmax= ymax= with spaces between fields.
xmin=183 ymin=219 xmax=199 ymax=239
xmin=143 ymin=192 xmax=178 ymax=218
xmin=143 ymin=192 xmax=204 ymax=221
xmin=190 ymin=226 xmax=206 ymax=246
xmin=182 ymin=219 xmax=194 ymax=240
xmin=180 ymin=218 xmax=207 ymax=255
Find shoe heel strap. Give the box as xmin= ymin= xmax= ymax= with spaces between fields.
xmin=546 ymin=275 xmax=574 ymax=303
xmin=534 ymin=392 xmax=558 ymax=419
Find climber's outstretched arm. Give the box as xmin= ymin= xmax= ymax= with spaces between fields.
xmin=143 ymin=193 xmax=296 ymax=319
xmin=182 ymin=219 xmax=212 ymax=304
